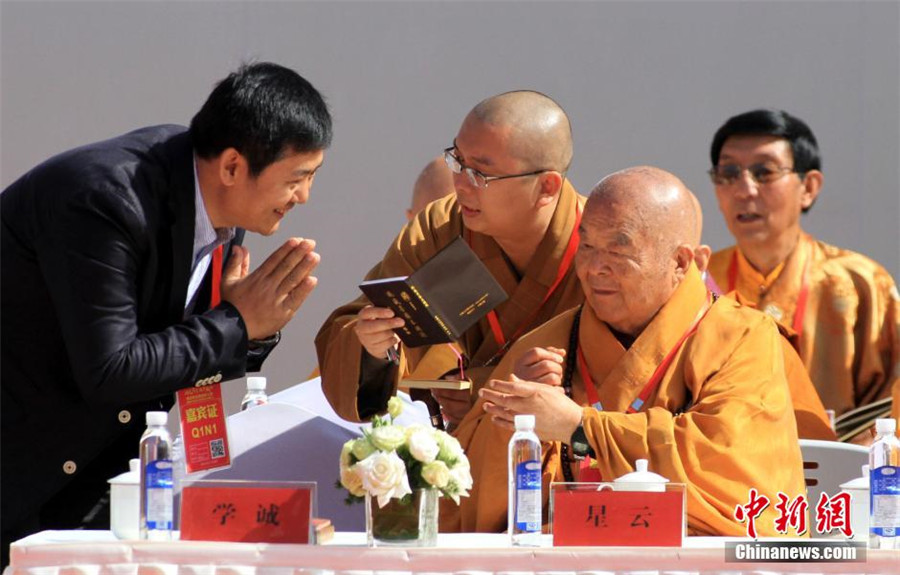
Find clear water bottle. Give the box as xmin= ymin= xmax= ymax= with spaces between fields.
xmin=240 ymin=376 xmax=268 ymax=411
xmin=171 ymin=433 xmax=185 ymax=529
xmin=508 ymin=414 xmax=542 ymax=546
xmin=139 ymin=411 xmax=174 ymax=540
xmin=869 ymin=418 xmax=900 ymax=549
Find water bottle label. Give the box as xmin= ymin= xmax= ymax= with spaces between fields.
xmin=870 ymin=466 xmax=900 ymax=536
xmin=145 ymin=460 xmax=174 ymax=530
xmin=515 ymin=460 xmax=541 ymax=532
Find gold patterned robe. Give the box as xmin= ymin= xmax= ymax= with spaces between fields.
xmin=315 ymin=182 xmax=586 ymax=422
xmin=708 ymin=234 xmax=900 ymax=416
xmin=442 ymin=267 xmax=807 ymax=537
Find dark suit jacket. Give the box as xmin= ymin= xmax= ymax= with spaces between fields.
xmin=0 ymin=125 xmax=272 ymax=532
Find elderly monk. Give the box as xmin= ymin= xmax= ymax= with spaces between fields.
xmin=316 ymin=91 xmax=585 ymax=424
xmin=687 ymin=192 xmax=834 ymax=440
xmin=705 ymin=110 xmax=899 ymax=418
xmin=443 ymin=167 xmax=807 ymax=537
xmin=406 ymin=156 xmax=456 ymax=221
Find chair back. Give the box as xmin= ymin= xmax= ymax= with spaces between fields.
xmin=798 ymin=439 xmax=867 ymax=510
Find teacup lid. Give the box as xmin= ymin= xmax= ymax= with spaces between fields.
xmin=613 ymin=459 xmax=669 ymax=484
xmin=108 ymin=458 xmax=140 ymax=485
xmin=840 ymin=464 xmax=870 ymax=490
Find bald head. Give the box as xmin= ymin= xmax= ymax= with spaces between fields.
xmin=686 ymin=191 xmax=712 ymax=273
xmin=577 ymin=166 xmax=699 ymax=336
xmin=587 ymin=166 xmax=697 ymax=254
xmin=469 ymin=91 xmax=573 ymax=172
xmin=407 ymin=156 xmax=455 ymax=220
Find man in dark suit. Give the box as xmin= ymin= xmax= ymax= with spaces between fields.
xmin=0 ymin=62 xmax=332 ymax=562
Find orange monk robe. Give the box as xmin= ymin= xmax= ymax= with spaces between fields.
xmin=315 ymin=182 xmax=586 ymax=422
xmin=442 ymin=266 xmax=808 ymax=537
xmin=735 ymin=295 xmax=834 ymax=440
xmin=709 ymin=234 xmax=900 ymax=416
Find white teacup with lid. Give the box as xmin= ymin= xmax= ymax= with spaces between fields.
xmin=108 ymin=458 xmax=140 ymax=539
xmin=613 ymin=459 xmax=669 ymax=492
xmin=839 ymin=464 xmax=870 ymax=539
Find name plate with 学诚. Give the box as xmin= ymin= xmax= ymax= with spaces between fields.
xmin=180 ymin=480 xmax=315 ymax=544
xmin=551 ymin=483 xmax=685 ymax=546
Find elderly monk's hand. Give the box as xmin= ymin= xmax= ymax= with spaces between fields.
xmin=480 ymin=374 xmax=582 ymax=442
xmin=221 ymin=238 xmax=319 ymax=340
xmin=512 ymin=346 xmax=566 ymax=387
xmin=354 ymin=305 xmax=405 ymax=360
xmin=431 ymin=388 xmax=473 ymax=428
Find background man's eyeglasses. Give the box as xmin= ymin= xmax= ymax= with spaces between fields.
xmin=443 ymin=147 xmax=547 ymax=189
xmin=708 ymin=163 xmax=799 ymax=186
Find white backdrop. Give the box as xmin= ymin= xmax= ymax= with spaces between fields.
xmin=2 ymin=0 xmax=898 ymax=416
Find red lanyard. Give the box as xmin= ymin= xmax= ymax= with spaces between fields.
xmin=484 ymin=204 xmax=582 ymax=355
xmin=577 ymin=291 xmax=714 ymax=414
xmin=210 ymin=244 xmax=223 ymax=308
xmin=727 ymin=244 xmax=810 ymax=338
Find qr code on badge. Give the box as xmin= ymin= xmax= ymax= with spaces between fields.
xmin=209 ymin=438 xmax=226 ymax=459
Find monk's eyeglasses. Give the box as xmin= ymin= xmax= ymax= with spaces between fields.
xmin=708 ymin=163 xmax=800 ymax=187
xmin=443 ymin=146 xmax=547 ymax=189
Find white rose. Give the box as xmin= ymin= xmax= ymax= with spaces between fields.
xmin=356 ymin=451 xmax=412 ymax=507
xmin=387 ymin=396 xmax=404 ymax=419
xmin=404 ymin=424 xmax=429 ymax=440
xmin=420 ymin=460 xmax=450 ymax=489
xmin=351 ymin=437 xmax=376 ymax=461
xmin=450 ymin=460 xmax=473 ymax=493
xmin=408 ymin=428 xmax=439 ymax=463
xmin=370 ymin=425 xmax=407 ymax=452
xmin=436 ymin=431 xmax=464 ymax=463
xmin=340 ymin=439 xmax=355 ymax=469
xmin=340 ymin=465 xmax=366 ymax=497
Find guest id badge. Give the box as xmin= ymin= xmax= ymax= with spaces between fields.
xmin=176 ymin=383 xmax=232 ymax=474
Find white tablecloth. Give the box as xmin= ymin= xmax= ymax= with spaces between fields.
xmin=5 ymin=531 xmax=899 ymax=575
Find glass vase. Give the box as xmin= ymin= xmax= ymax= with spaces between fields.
xmin=365 ymin=488 xmax=439 ymax=547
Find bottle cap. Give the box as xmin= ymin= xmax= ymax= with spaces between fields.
xmin=875 ymin=418 xmax=897 ymax=434
xmin=514 ymin=414 xmax=535 ymax=430
xmin=146 ymin=411 xmax=167 ymax=426
xmin=247 ymin=376 xmax=267 ymax=391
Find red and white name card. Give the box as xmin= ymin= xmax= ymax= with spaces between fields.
xmin=551 ymin=484 xmax=685 ymax=546
xmin=176 ymin=384 xmax=231 ymax=474
xmin=180 ymin=481 xmax=314 ymax=543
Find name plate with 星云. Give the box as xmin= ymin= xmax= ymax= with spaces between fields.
xmin=550 ymin=482 xmax=685 ymax=546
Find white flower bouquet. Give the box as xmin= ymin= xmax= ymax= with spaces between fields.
xmin=339 ymin=396 xmax=473 ymax=508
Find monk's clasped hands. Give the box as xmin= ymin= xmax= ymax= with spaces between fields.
xmin=479 ymin=374 xmax=583 ymax=442
xmin=512 ymin=346 xmax=567 ymax=386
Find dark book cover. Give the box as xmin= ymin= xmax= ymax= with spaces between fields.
xmin=359 ymin=236 xmax=508 ymax=347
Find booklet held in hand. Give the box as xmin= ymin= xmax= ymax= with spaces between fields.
xmin=359 ymin=237 xmax=507 ymax=347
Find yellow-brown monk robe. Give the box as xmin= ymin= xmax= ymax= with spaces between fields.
xmin=742 ymin=296 xmax=834 ymax=440
xmin=708 ymin=234 xmax=900 ymax=416
xmin=443 ymin=266 xmax=807 ymax=537
xmin=315 ymin=182 xmax=585 ymax=422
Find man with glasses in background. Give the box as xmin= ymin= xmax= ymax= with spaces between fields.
xmin=705 ymin=109 xmax=899 ymax=427
xmin=316 ymin=91 xmax=585 ymax=427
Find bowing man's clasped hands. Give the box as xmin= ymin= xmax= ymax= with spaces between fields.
xmin=221 ymin=237 xmax=320 ymax=340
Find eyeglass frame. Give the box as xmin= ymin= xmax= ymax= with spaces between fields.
xmin=443 ymin=144 xmax=551 ymax=189
xmin=707 ymin=163 xmax=803 ymax=187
